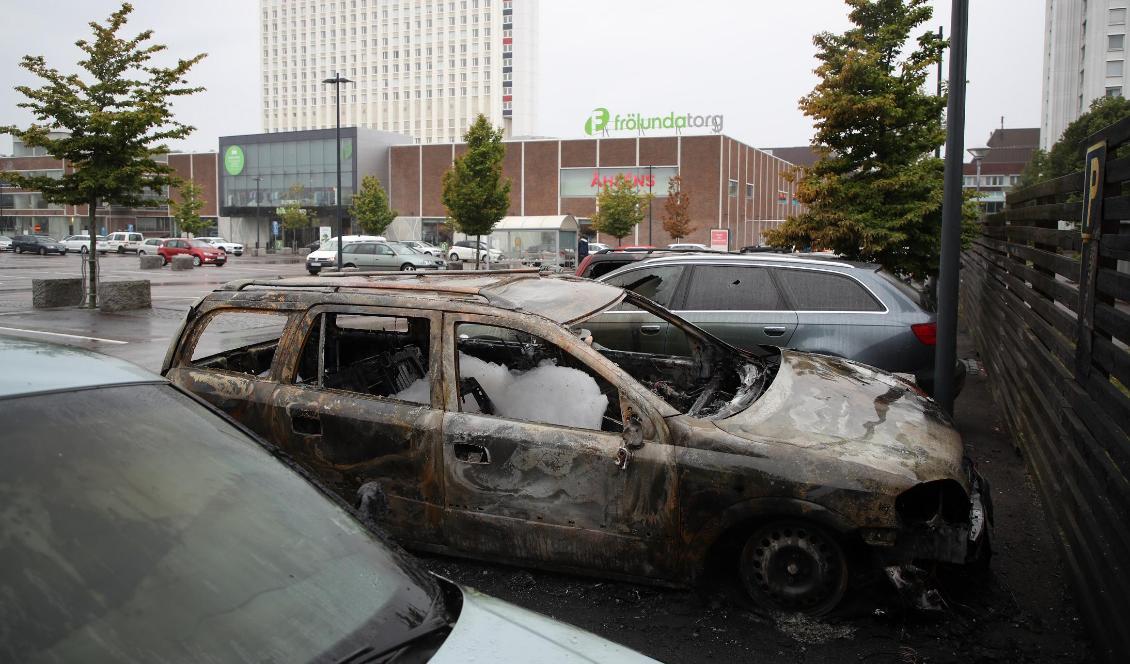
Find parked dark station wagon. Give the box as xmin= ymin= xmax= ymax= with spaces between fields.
xmin=163 ymin=271 xmax=991 ymax=614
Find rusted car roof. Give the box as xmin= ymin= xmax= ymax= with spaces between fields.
xmin=221 ymin=270 xmax=626 ymax=325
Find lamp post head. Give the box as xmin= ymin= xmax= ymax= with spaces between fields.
xmin=967 ymin=146 xmax=989 ymax=162
xmin=322 ymin=74 xmax=354 ymax=85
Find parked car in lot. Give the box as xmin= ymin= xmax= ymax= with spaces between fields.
xmin=448 ymin=239 xmax=504 ymax=263
xmin=60 ymin=234 xmax=108 ymax=254
xmin=306 ymin=234 xmax=387 ymax=274
xmin=397 ymin=239 xmax=443 ymax=256
xmin=103 ymin=231 xmax=144 ymax=253
xmin=587 ymin=242 xmax=611 ymax=253
xmin=575 ymin=246 xmax=716 ymax=279
xmin=137 ymin=237 xmax=165 ymax=255
xmin=341 ymin=240 xmax=447 ymax=271
xmin=590 ymin=253 xmax=960 ymax=397
xmin=0 ymin=235 xmax=13 ymax=251
xmin=157 ymin=238 xmax=226 ymax=266
xmin=667 ymin=243 xmax=707 ymax=250
xmin=196 ymin=236 xmax=244 ymax=256
xmin=164 ymin=271 xmax=991 ymax=615
xmin=0 ymin=335 xmax=655 ymax=664
xmin=11 ymin=234 xmax=67 ymax=255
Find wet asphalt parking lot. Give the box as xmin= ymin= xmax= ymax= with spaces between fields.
xmin=0 ymin=248 xmax=1095 ymax=663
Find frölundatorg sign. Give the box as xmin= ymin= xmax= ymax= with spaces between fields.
xmin=584 ymin=107 xmax=724 ymax=135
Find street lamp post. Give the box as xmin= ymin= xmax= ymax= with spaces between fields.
xmin=968 ymin=146 xmax=988 ymax=218
xmin=322 ymin=72 xmax=353 ymax=272
xmin=253 ymin=176 xmax=262 ymax=255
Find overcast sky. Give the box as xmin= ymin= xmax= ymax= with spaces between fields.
xmin=0 ymin=0 xmax=1044 ymax=156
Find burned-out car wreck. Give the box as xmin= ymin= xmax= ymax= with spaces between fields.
xmin=163 ymin=270 xmax=991 ymax=614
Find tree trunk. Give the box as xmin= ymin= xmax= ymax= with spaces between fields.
xmin=86 ymin=198 xmax=98 ymax=309
xmin=475 ymin=233 xmax=482 ymax=269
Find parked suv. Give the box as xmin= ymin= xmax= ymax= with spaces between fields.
xmin=104 ymin=231 xmax=144 ymax=253
xmin=12 ymin=235 xmax=67 ymax=255
xmin=590 ymin=253 xmax=959 ymax=396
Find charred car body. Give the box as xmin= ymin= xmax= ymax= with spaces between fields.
xmin=163 ymin=271 xmax=991 ymax=614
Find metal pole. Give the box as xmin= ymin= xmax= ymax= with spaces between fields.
xmin=336 ymin=76 xmax=343 ymax=271
xmin=254 ymin=176 xmax=261 ymax=254
xmin=647 ymin=164 xmax=653 ymax=245
xmin=935 ymin=25 xmax=944 ymax=159
xmin=934 ymin=0 xmax=969 ymax=415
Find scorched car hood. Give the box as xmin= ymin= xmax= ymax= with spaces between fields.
xmin=716 ymin=350 xmax=967 ymax=489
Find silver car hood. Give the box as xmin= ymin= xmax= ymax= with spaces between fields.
xmin=431 ymin=586 xmax=657 ymax=663
xmin=716 ymin=350 xmax=966 ymax=489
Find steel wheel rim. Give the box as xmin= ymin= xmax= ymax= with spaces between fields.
xmin=402 ymin=264 xmax=416 ymax=271
xmin=741 ymin=522 xmax=847 ymax=615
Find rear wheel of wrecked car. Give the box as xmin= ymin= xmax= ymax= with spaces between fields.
xmin=740 ymin=520 xmax=848 ymax=615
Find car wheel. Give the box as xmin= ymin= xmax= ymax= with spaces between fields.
xmin=192 ymin=255 xmax=202 ymax=267
xmin=308 ymin=269 xmax=319 ymax=275
xmin=400 ymin=263 xmax=417 ymax=271
xmin=449 ymin=253 xmax=460 ymax=262
xmin=343 ymin=263 xmax=356 ymax=269
xmin=39 ymin=247 xmax=46 ymax=256
xmin=117 ymin=246 xmax=124 ymax=254
xmin=739 ymin=520 xmax=848 ymax=615
xmin=80 ymin=245 xmax=89 ymax=254
xmin=138 ymin=249 xmax=146 ymax=255
xmin=162 ymin=256 xmax=169 ymax=266
xmin=216 ymin=261 xmax=226 ymax=267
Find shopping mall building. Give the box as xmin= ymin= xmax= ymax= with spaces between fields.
xmin=386 ymin=134 xmax=804 ymax=249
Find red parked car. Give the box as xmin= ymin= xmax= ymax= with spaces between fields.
xmin=158 ymin=239 xmax=227 ymax=267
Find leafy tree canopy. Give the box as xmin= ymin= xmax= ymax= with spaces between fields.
xmin=351 ymin=174 xmax=398 ymax=236
xmin=766 ymin=0 xmax=954 ymax=277
xmin=171 ymin=180 xmax=208 ymax=236
xmin=441 ymin=114 xmax=510 ymax=261
xmin=661 ymin=174 xmax=694 ymax=241
xmin=1017 ymin=96 xmax=1130 ymax=188
xmin=592 ymin=174 xmax=651 ymax=243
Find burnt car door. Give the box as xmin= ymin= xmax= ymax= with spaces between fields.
xmin=165 ymin=306 xmax=295 ymax=437
xmin=586 ymin=264 xmax=688 ymax=354
xmin=439 ymin=312 xmax=678 ymax=580
xmin=265 ymin=304 xmax=448 ymax=546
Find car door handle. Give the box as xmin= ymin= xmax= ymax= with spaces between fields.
xmin=763 ymin=326 xmax=787 ymax=337
xmin=640 ymin=324 xmax=662 ymax=335
xmin=287 ymin=407 xmax=321 ymax=435
xmin=454 ymin=443 xmax=490 ymax=464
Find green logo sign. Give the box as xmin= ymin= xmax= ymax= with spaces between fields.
xmin=224 ymin=145 xmax=245 ymax=175
xmin=341 ymin=139 xmax=353 ymax=161
xmin=584 ymin=108 xmax=610 ymax=136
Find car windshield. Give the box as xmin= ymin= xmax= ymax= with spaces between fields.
xmin=0 ymin=383 xmax=448 ymax=663
xmin=575 ymin=293 xmax=779 ymax=419
xmin=189 ymin=239 xmax=213 ymax=248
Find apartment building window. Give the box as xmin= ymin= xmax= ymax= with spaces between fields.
xmin=1107 ymin=85 xmax=1124 ymax=97
xmin=1113 ymin=8 xmax=1128 ymax=25
xmin=963 ymin=176 xmax=976 ymax=187
xmin=728 ymin=180 xmax=738 ymax=197
xmin=1111 ymin=34 xmax=1126 ymax=51
xmin=1108 ymin=59 xmax=1124 ymax=77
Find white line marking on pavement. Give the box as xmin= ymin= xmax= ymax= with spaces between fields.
xmin=0 ymin=311 xmax=37 ymax=316
xmin=0 ymin=326 xmax=129 ymax=344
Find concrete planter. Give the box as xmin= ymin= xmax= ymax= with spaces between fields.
xmin=32 ymin=278 xmax=84 ymax=308
xmin=139 ymin=255 xmax=164 ymax=270
xmin=170 ymin=255 xmax=195 ymax=271
xmin=99 ymin=280 xmax=151 ymax=312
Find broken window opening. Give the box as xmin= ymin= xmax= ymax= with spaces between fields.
xmin=189 ymin=310 xmax=290 ymax=377
xmin=296 ymin=312 xmax=432 ymax=403
xmin=455 ymin=323 xmax=623 ymax=433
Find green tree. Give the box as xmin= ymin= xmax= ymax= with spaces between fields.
xmin=0 ymin=3 xmax=204 ymax=307
xmin=279 ymin=183 xmax=310 ymax=250
xmin=661 ymin=174 xmax=694 ymax=241
xmin=1018 ymin=96 xmax=1130 ymax=187
xmin=592 ymin=174 xmax=651 ymax=245
xmin=171 ymin=180 xmax=208 ymax=237
xmin=351 ymin=174 xmax=398 ymax=236
xmin=765 ymin=0 xmax=950 ymax=278
xmin=441 ymin=114 xmax=511 ymax=265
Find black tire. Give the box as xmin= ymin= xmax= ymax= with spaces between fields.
xmin=449 ymin=252 xmax=460 ymax=262
xmin=39 ymin=247 xmax=46 ymax=256
xmin=138 ymin=249 xmax=146 ymax=256
xmin=117 ymin=246 xmax=124 ymax=254
xmin=308 ymin=269 xmax=319 ymax=275
xmin=400 ymin=263 xmax=417 ymax=271
xmin=216 ymin=261 xmax=225 ymax=267
xmin=343 ymin=263 xmax=356 ymax=269
xmin=192 ymin=255 xmax=202 ymax=267
xmin=162 ymin=255 xmax=169 ymax=266
xmin=739 ymin=520 xmax=848 ymax=615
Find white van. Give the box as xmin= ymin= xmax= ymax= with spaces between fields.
xmin=305 ymin=235 xmax=386 ymax=274
xmin=104 ymin=232 xmax=144 ymax=254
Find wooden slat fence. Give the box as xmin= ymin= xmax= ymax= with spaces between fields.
xmin=961 ymin=117 xmax=1130 ymax=662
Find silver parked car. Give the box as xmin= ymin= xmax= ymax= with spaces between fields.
xmin=590 ymin=253 xmax=957 ymax=396
xmin=341 ymin=240 xmax=447 ymax=271
xmin=397 ymin=239 xmax=443 ymax=256
xmin=0 ymin=335 xmax=657 ymax=663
